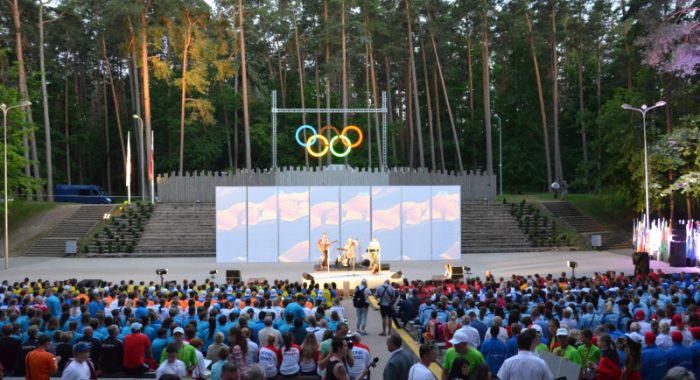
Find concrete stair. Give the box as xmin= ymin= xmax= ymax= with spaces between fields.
xmin=25 ymin=205 xmax=114 ymax=256
xmin=461 ymin=201 xmax=534 ymax=253
xmin=541 ymin=201 xmax=630 ymax=249
xmin=134 ymin=203 xmax=215 ymax=256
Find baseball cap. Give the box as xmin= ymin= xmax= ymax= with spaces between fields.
xmin=556 ymin=328 xmax=569 ymax=337
xmin=448 ymin=331 xmax=469 ymax=346
xmin=131 ymin=322 xmax=143 ymax=331
xmin=691 ymin=327 xmax=700 ymax=340
xmin=644 ymin=331 xmax=656 ymax=345
xmin=635 ymin=310 xmax=645 ymax=320
xmin=671 ymin=331 xmax=683 ymax=343
xmin=173 ymin=327 xmax=185 ymax=335
xmin=73 ymin=342 xmax=91 ymax=353
xmin=672 ymin=314 xmax=683 ymax=327
xmin=530 ymin=325 xmax=543 ymax=335
xmin=625 ymin=332 xmax=643 ymax=344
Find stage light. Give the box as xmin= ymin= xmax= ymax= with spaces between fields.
xmin=302 ymin=272 xmax=314 ymax=281
xmin=463 ymin=266 xmax=472 ymax=274
xmin=567 ymin=261 xmax=577 ymax=269
xmin=156 ymin=268 xmax=168 ymax=275
xmin=209 ymin=270 xmax=218 ymax=275
xmin=391 ymin=271 xmax=402 ymax=279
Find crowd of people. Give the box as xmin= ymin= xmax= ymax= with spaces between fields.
xmin=0 ymin=267 xmax=699 ymax=380
xmin=394 ymin=268 xmax=700 ymax=380
xmin=0 ymin=277 xmax=388 ymax=380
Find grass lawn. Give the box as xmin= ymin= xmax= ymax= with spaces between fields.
xmin=5 ymin=201 xmax=58 ymax=231
xmin=498 ymin=192 xmax=634 ymax=230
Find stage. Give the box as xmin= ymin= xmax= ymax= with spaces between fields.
xmin=304 ymin=269 xmax=402 ymax=292
xmin=2 ymin=249 xmax=699 ymax=285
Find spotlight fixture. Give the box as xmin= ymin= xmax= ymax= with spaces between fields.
xmin=566 ymin=261 xmax=577 ymax=269
xmin=156 ymin=268 xmax=168 ymax=275
xmin=302 ymin=272 xmax=314 ymax=281
xmin=391 ymin=270 xmax=403 ymax=279
xmin=209 ymin=270 xmax=218 ymax=275
xmin=463 ymin=266 xmax=472 ymax=275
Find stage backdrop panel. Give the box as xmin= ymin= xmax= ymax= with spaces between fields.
xmin=216 ymin=187 xmax=248 ymax=263
xmin=310 ymin=187 xmax=340 ymax=264
xmin=371 ymin=186 xmax=402 ymax=261
xmin=247 ymin=187 xmax=278 ymax=263
xmin=340 ymin=187 xmax=371 ymax=258
xmin=431 ymin=186 xmax=461 ymax=260
xmin=401 ymin=186 xmax=432 ymax=260
xmin=278 ymin=187 xmax=310 ymax=262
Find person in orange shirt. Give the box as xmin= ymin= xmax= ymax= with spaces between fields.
xmin=25 ymin=335 xmax=59 ymax=380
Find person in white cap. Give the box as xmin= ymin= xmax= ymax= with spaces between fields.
xmin=441 ymin=331 xmax=485 ymax=380
xmin=553 ymin=328 xmax=581 ymax=365
xmin=159 ymin=326 xmax=198 ymax=371
xmin=497 ymin=329 xmax=554 ymax=380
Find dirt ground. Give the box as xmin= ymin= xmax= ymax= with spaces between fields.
xmin=0 ymin=204 xmax=80 ymax=256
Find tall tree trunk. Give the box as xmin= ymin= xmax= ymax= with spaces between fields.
xmin=234 ymin=71 xmax=239 ymax=169
xmin=11 ymin=0 xmax=35 ymax=182
xmin=179 ymin=14 xmax=193 ymax=173
xmin=341 ymin=0 xmax=349 ymax=165
xmin=525 ymin=11 xmax=552 ymax=189
xmin=364 ymin=44 xmax=372 ymax=167
xmin=102 ymin=69 xmax=112 ymax=193
xmin=101 ymin=37 xmax=127 ymax=166
xmin=433 ymin=68 xmax=445 ymax=171
xmin=596 ymin=36 xmax=602 ymax=180
xmin=239 ymin=0 xmax=252 ymax=169
xmin=384 ymin=55 xmax=394 ymax=124
xmin=140 ymin=0 xmax=154 ymax=200
xmin=428 ymin=12 xmax=463 ymax=172
xmin=365 ymin=14 xmax=383 ymax=169
xmin=315 ymin=55 xmax=322 ymax=167
xmin=65 ymin=75 xmax=71 ymax=185
xmin=221 ymin=83 xmax=233 ymax=169
xmin=39 ymin=1 xmax=53 ymax=200
xmin=420 ymin=36 xmax=436 ymax=171
xmin=481 ymin=0 xmax=493 ymax=176
xmin=466 ymin=20 xmax=475 ymax=123
xmin=621 ymin=0 xmax=632 ymax=91
xmin=291 ymin=8 xmax=309 ymax=167
xmin=577 ymin=1 xmax=588 ymax=187
xmin=324 ymin=0 xmax=332 ymax=166
xmin=130 ymin=23 xmax=145 ymax=199
xmin=551 ymin=1 xmax=563 ymax=182
xmin=405 ymin=0 xmax=425 ymax=168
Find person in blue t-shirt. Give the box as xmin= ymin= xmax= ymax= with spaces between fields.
xmin=151 ymin=327 xmax=170 ymax=362
xmin=505 ymin=324 xmax=520 ymax=358
xmin=641 ymin=332 xmax=668 ymax=380
xmin=667 ymin=331 xmax=693 ymax=372
xmin=480 ymin=326 xmax=506 ymax=376
xmin=45 ymin=289 xmax=62 ymax=318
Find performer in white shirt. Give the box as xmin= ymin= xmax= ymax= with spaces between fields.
xmin=367 ymin=237 xmax=381 ymax=274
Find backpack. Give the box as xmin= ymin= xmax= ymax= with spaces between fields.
xmin=353 ymin=286 xmax=369 ymax=308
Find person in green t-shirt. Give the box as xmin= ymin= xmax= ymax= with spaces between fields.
xmin=577 ymin=329 xmax=601 ymax=379
xmin=159 ymin=327 xmax=198 ymax=370
xmin=553 ymin=328 xmax=582 ymax=365
xmin=442 ymin=331 xmax=485 ymax=380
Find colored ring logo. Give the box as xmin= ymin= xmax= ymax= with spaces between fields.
xmin=295 ymin=125 xmax=363 ymax=158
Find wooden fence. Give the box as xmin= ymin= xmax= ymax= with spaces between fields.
xmin=156 ymin=167 xmax=496 ymax=202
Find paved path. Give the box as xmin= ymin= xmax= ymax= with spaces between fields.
xmin=1 ymin=249 xmax=697 ymax=284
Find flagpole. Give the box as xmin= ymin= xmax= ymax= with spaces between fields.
xmin=150 ymin=130 xmax=155 ymax=204
xmin=127 ymin=131 xmax=131 ymax=205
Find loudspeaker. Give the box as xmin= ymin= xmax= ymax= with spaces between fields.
xmin=77 ymin=279 xmax=101 ymax=288
xmin=226 ymin=270 xmax=242 ymax=284
xmin=451 ymin=266 xmax=464 ymax=280
xmin=669 ymin=242 xmax=687 ymax=267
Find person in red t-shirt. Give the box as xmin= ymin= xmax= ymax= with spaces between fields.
xmin=122 ymin=322 xmax=153 ymax=375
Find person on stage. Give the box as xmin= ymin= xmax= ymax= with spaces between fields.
xmin=368 ymin=237 xmax=381 ymax=274
xmin=318 ymin=233 xmax=331 ymax=270
xmin=342 ymin=238 xmax=358 ymax=267
xmin=444 ymin=264 xmax=453 ymax=280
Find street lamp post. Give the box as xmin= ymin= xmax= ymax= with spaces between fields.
xmin=132 ymin=115 xmax=147 ymax=201
xmin=494 ymin=113 xmax=503 ymax=196
xmin=1 ymin=100 xmax=31 ymax=270
xmin=621 ymin=100 xmax=667 ymax=228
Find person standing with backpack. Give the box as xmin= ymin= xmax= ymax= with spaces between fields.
xmin=353 ymin=279 xmax=371 ymax=335
xmin=377 ymin=280 xmax=396 ymax=336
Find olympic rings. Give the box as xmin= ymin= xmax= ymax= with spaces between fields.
xmin=294 ymin=124 xmax=364 ymax=158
